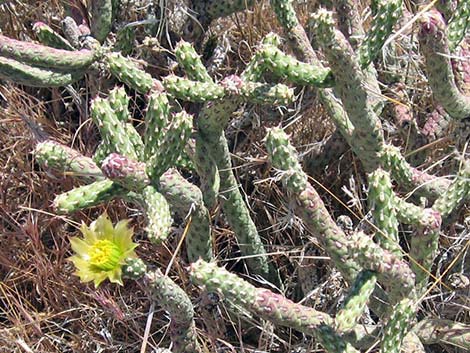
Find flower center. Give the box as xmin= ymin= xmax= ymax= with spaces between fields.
xmin=89 ymin=239 xmax=121 ymax=271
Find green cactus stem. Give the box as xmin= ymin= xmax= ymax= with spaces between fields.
xmin=190 ymin=259 xmax=332 ymax=329
xmin=357 ymin=0 xmax=403 ymax=67
xmin=163 ymin=75 xmax=225 ymax=102
xmin=145 ymin=269 xmax=201 ymax=353
xmin=367 ymin=169 xmax=400 ymax=256
xmin=175 ymin=40 xmax=212 ymax=82
xmin=190 ymin=259 xmax=359 ymax=352
xmin=418 ymin=11 xmax=470 ymax=120
xmin=215 ymin=132 xmax=275 ymax=281
xmin=146 ymin=110 xmax=192 ymax=181
xmin=106 ymin=53 xmax=155 ymax=94
xmin=93 ymin=141 xmax=111 ymax=165
xmin=33 ymin=22 xmax=74 ymax=50
xmin=349 ymin=231 xmax=415 ymax=303
xmin=447 ymin=0 xmax=470 ymax=51
xmin=144 ymin=90 xmax=171 ymax=160
xmin=164 ymin=75 xmax=294 ymax=105
xmin=433 ymin=159 xmax=470 ymax=219
xmin=35 ymin=140 xmax=103 ymax=181
xmin=334 ymin=0 xmax=364 ymax=48
xmin=90 ymin=0 xmax=113 ymax=43
xmin=392 ymin=195 xmax=442 ymax=291
xmin=122 ymin=257 xmax=147 ymax=280
xmin=90 ymin=96 xmax=139 ymax=161
xmin=115 ymin=25 xmax=135 ymax=56
xmin=159 ymin=169 xmax=212 ymax=262
xmin=335 ymin=270 xmax=378 ymax=332
xmin=255 ymin=44 xmax=334 ymax=87
xmin=141 ymin=186 xmax=172 ymax=244
xmin=0 ymin=34 xmax=98 ymax=70
xmin=312 ymin=9 xmax=385 ymax=172
xmin=53 ymin=179 xmax=124 ymax=214
xmin=269 ymin=0 xmax=315 ymax=62
xmin=193 ymin=139 xmax=220 ymax=209
xmin=101 ymin=153 xmax=150 ymax=190
xmin=0 ymin=56 xmax=80 ymax=87
xmin=108 ymin=86 xmax=131 ymax=123
xmin=379 ymin=144 xmax=451 ymax=201
xmin=194 ymin=0 xmax=256 ymax=25
xmin=191 ymin=47 xmax=280 ymax=283
xmin=408 ymin=209 xmax=442 ymax=292
xmin=379 ymin=298 xmax=416 ymax=353
xmin=413 ymin=318 xmax=470 ymax=350
xmin=266 ymin=127 xmax=361 ymax=282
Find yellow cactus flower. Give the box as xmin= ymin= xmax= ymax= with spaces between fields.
xmin=68 ymin=213 xmax=138 ymax=287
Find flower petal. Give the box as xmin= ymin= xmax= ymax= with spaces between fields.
xmin=70 ymin=237 xmax=92 ymax=258
xmin=92 ymin=213 xmax=114 ymax=240
xmin=108 ymin=267 xmax=123 ymax=286
xmin=113 ymin=220 xmax=134 ymax=251
xmin=80 ymin=223 xmax=97 ymax=243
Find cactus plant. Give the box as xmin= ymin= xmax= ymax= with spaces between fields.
xmin=7 ymin=1 xmax=470 ymax=352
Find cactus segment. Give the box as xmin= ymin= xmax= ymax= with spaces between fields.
xmin=90 ymin=96 xmax=139 ymax=161
xmin=124 ymin=123 xmax=145 ymax=161
xmin=257 ymin=44 xmax=334 ymax=87
xmin=93 ymin=141 xmax=111 ymax=165
xmin=146 ymin=110 xmax=192 ymax=181
xmin=231 ymin=79 xmax=295 ymax=106
xmin=195 ymin=0 xmax=256 ymax=23
xmin=409 ymin=209 xmax=442 ymax=291
xmin=270 ymin=0 xmax=298 ymax=30
xmin=164 ymin=75 xmax=294 ymax=105
xmin=163 ymin=75 xmax=225 ymax=102
xmin=53 ymin=179 xmax=124 ymax=214
xmin=101 ymin=153 xmax=150 ymax=190
xmin=357 ymin=0 xmax=402 ymax=67
xmin=191 ymin=260 xmax=358 ymax=352
xmin=433 ymin=160 xmax=470 ymax=218
xmin=90 ymin=0 xmax=113 ymax=43
xmin=144 ymin=91 xmax=171 ymax=159
xmin=418 ymin=11 xmax=470 ymax=120
xmin=367 ymin=169 xmax=400 ymax=256
xmin=334 ymin=0 xmax=364 ymax=47
xmin=33 ymin=22 xmax=74 ymax=50
xmin=204 ymin=132 xmax=275 ymax=282
xmin=447 ymin=0 xmax=470 ymax=51
xmin=194 ymin=135 xmax=220 ymax=209
xmin=190 ymin=259 xmax=334 ymax=331
xmin=265 ymin=128 xmax=308 ymax=193
xmin=108 ymin=86 xmax=131 ymax=123
xmin=175 ymin=40 xmax=212 ymax=82
xmin=312 ymin=9 xmax=385 ymax=171
xmin=106 ymin=53 xmax=154 ymax=94
xmin=122 ymin=257 xmax=147 ymax=280
xmin=379 ymin=298 xmax=416 ymax=353
xmin=141 ymin=186 xmax=172 ymax=244
xmin=145 ymin=269 xmax=201 ymax=353
xmin=335 ymin=270 xmax=378 ymax=332
xmin=349 ymin=232 xmax=415 ymax=303
xmin=115 ymin=25 xmax=135 ymax=56
xmin=35 ymin=140 xmax=104 ymax=181
xmin=379 ymin=144 xmax=450 ymax=200
xmin=0 ymin=56 xmax=80 ymax=87
xmin=265 ymin=128 xmax=360 ymax=281
xmin=0 ymin=34 xmax=98 ymax=70
xmin=159 ymin=169 xmax=212 ymax=262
